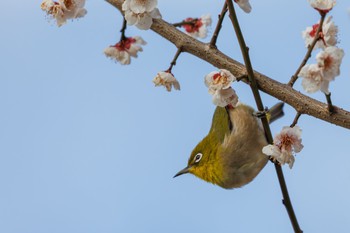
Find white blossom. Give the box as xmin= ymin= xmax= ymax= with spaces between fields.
xmin=204 ymin=69 xmax=238 ymax=107
xmin=122 ymin=0 xmax=161 ymax=30
xmin=308 ymin=0 xmax=336 ymax=12
xmin=41 ymin=0 xmax=87 ymax=27
xmin=153 ymin=71 xmax=180 ymax=92
xmin=263 ymin=145 xmax=296 ymax=169
xmin=123 ymin=0 xmax=158 ymax=14
xmin=322 ymin=16 xmax=338 ymax=47
xmin=204 ymin=69 xmax=236 ymax=94
xmin=183 ymin=14 xmax=212 ymax=39
xmin=316 ymin=46 xmax=344 ymax=81
xmin=302 ymin=16 xmax=338 ymax=49
xmin=104 ymin=47 xmax=130 ymax=65
xmin=212 ymin=88 xmax=239 ymax=107
xmin=104 ymin=36 xmax=146 ymax=65
xmin=234 ymin=0 xmax=252 ymax=13
xmin=299 ymin=64 xmax=327 ymax=93
xmin=299 ymin=46 xmax=344 ymax=94
xmin=262 ymin=126 xmax=303 ymax=169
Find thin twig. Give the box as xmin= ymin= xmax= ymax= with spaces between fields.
xmin=167 ymin=47 xmax=183 ymax=72
xmin=172 ymin=19 xmax=197 ymax=28
xmin=236 ymin=74 xmax=248 ymax=82
xmin=119 ymin=18 xmax=127 ymax=41
xmin=226 ymin=1 xmax=303 ymax=232
xmin=209 ymin=2 xmax=228 ymax=48
xmin=290 ymin=112 xmax=302 ymax=128
xmin=288 ymin=13 xmax=326 ymax=87
xmin=325 ymin=92 xmax=334 ymax=113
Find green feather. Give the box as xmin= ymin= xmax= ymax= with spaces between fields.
xmin=208 ymin=107 xmax=231 ymax=143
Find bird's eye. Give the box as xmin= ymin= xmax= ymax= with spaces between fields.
xmin=194 ymin=153 xmax=203 ymax=163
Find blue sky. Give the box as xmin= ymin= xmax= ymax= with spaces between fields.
xmin=1 ymin=1 xmax=350 ymax=232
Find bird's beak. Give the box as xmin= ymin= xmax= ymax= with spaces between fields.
xmin=173 ymin=166 xmax=191 ymax=178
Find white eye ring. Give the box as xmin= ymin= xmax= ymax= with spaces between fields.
xmin=194 ymin=153 xmax=203 ymax=163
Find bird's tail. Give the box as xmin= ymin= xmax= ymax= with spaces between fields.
xmin=267 ymin=102 xmax=284 ymax=124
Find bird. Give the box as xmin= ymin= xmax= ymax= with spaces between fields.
xmin=174 ymin=102 xmax=284 ymax=189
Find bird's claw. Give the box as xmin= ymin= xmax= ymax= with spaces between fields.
xmin=253 ymin=107 xmax=268 ymax=119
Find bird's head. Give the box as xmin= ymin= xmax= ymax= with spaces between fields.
xmin=174 ymin=134 xmax=224 ymax=186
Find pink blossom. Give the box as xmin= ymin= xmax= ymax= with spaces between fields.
xmin=183 ymin=14 xmax=212 ymax=39
xmin=316 ymin=46 xmax=344 ymax=81
xmin=302 ymin=16 xmax=338 ymax=49
xmin=262 ymin=126 xmax=303 ymax=169
xmin=299 ymin=46 xmax=344 ymax=94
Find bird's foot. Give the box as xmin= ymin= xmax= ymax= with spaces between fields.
xmin=253 ymin=107 xmax=268 ymax=119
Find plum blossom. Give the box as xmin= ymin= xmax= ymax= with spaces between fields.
xmin=316 ymin=46 xmax=344 ymax=81
xmin=211 ymin=88 xmax=239 ymax=107
xmin=153 ymin=71 xmax=180 ymax=92
xmin=299 ymin=46 xmax=344 ymax=94
xmin=41 ymin=0 xmax=87 ymax=27
xmin=104 ymin=36 xmax=146 ymax=65
xmin=122 ymin=0 xmax=162 ymax=30
xmin=299 ymin=64 xmax=327 ymax=93
xmin=262 ymin=126 xmax=304 ymax=169
xmin=308 ymin=0 xmax=336 ymax=13
xmin=302 ymin=16 xmax=338 ymax=49
xmin=125 ymin=0 xmax=158 ymax=14
xmin=182 ymin=14 xmax=212 ymax=39
xmin=234 ymin=0 xmax=252 ymax=13
xmin=205 ymin=69 xmax=236 ymax=94
xmin=204 ymin=69 xmax=238 ymax=107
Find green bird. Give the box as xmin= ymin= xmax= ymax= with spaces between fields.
xmin=174 ymin=103 xmax=284 ymax=189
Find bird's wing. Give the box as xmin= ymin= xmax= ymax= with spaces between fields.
xmin=209 ymin=106 xmax=232 ymax=143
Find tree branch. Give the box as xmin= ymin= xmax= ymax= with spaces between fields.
xmin=106 ymin=0 xmax=350 ymax=130
xmin=226 ymin=1 xmax=302 ymax=232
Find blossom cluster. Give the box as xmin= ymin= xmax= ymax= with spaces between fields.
xmin=204 ymin=69 xmax=238 ymax=107
xmin=262 ymin=126 xmax=304 ymax=169
xmin=299 ymin=1 xmax=344 ymax=94
xmin=299 ymin=46 xmax=344 ymax=94
xmin=104 ymin=36 xmax=146 ymax=65
xmin=302 ymin=16 xmax=338 ymax=50
xmin=41 ymin=0 xmax=87 ymax=26
xmin=122 ymin=0 xmax=162 ymax=30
